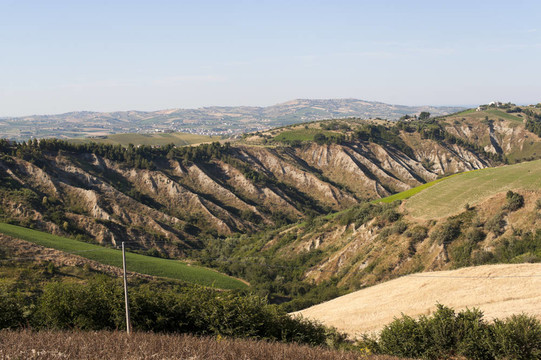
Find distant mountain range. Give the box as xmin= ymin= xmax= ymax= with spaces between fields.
xmin=0 ymin=98 xmax=465 ymax=141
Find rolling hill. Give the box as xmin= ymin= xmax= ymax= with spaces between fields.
xmin=1 ymin=104 xmax=541 ymax=308
xmin=295 ymin=263 xmax=541 ymax=337
xmin=0 ymin=98 xmax=464 ymax=141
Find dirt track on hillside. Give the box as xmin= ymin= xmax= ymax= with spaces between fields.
xmin=295 ymin=263 xmax=541 ymax=338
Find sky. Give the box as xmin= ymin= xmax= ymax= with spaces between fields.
xmin=1 ymin=0 xmax=540 ymax=116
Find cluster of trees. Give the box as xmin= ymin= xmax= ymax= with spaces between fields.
xmin=312 ymin=133 xmax=345 ymax=145
xmin=399 ymin=112 xmax=430 ymax=121
xmin=524 ymin=109 xmax=541 ymax=137
xmin=319 ymin=121 xmax=351 ymax=131
xmin=0 ymin=138 xmax=235 ymax=170
xmin=353 ymin=124 xmax=415 ymax=158
xmin=167 ymin=142 xmax=231 ymax=165
xmin=440 ymin=192 xmax=538 ymax=268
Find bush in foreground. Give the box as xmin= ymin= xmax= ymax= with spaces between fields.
xmin=30 ymin=276 xmax=343 ymax=346
xmin=361 ymin=305 xmax=541 ymax=360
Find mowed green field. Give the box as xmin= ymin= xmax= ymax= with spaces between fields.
xmin=71 ymin=132 xmax=221 ymax=147
xmin=0 ymin=223 xmax=247 ymax=290
xmin=404 ymin=159 xmax=541 ymax=219
xmin=374 ymin=174 xmax=460 ymax=204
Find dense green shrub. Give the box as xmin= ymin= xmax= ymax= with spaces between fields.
xmin=489 ymin=314 xmax=541 ymax=359
xmin=486 ymin=212 xmax=506 ymax=236
xmin=376 ymin=314 xmax=426 ymax=358
xmin=466 ymin=227 xmax=486 ymax=243
xmin=379 ymin=208 xmax=401 ymax=224
xmin=504 ymin=191 xmax=524 ymax=212
xmin=0 ymin=292 xmax=24 ymax=329
xmin=391 ymin=220 xmax=408 ymax=234
xmin=35 ymin=276 xmax=121 ymax=330
xmin=364 ymin=305 xmax=541 ymax=360
xmin=405 ymin=225 xmax=428 ymax=243
xmin=430 ymin=219 xmax=462 ymax=245
xmin=449 ymin=240 xmax=476 ymax=267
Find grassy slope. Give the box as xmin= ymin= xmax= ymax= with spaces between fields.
xmin=485 ymin=109 xmax=523 ymax=122
xmin=70 ymin=132 xmax=221 ymax=147
xmin=0 ymin=223 xmax=246 ymax=290
xmin=373 ymin=173 xmax=461 ymax=204
xmin=404 ymin=159 xmax=541 ymax=219
xmin=296 ymin=263 xmax=541 ymax=337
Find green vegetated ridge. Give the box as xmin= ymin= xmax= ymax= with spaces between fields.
xmin=0 ymin=223 xmax=246 ymax=290
xmin=70 ymin=132 xmax=221 ymax=147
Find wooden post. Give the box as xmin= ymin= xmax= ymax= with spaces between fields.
xmin=122 ymin=242 xmax=132 ymax=334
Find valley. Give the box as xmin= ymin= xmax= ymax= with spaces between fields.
xmin=1 ymin=104 xmax=541 ymax=358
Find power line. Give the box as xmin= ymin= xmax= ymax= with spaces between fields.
xmin=408 ymin=274 xmax=541 ymax=279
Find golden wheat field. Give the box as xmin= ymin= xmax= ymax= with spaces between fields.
xmin=296 ymin=263 xmax=541 ymax=338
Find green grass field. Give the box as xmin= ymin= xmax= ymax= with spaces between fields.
xmin=0 ymin=223 xmax=247 ymax=290
xmin=404 ymin=159 xmax=541 ymax=219
xmin=485 ymin=109 xmax=523 ymax=122
xmin=373 ymin=173 xmax=461 ymax=204
xmin=451 ymin=108 xmax=476 ymax=116
xmin=70 ymin=132 xmax=221 ymax=147
xmin=274 ymin=129 xmax=341 ymax=142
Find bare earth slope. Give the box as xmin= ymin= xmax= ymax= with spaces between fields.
xmin=296 ymin=263 xmax=541 ymax=337
xmin=0 ymin=124 xmax=499 ymax=255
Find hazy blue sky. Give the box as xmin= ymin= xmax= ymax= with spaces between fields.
xmin=1 ymin=0 xmax=540 ymax=116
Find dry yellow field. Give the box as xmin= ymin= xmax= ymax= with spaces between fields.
xmin=295 ymin=263 xmax=541 ymax=338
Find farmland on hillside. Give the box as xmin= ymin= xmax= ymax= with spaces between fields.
xmin=296 ymin=263 xmax=541 ymax=337
xmin=374 ymin=173 xmax=459 ymax=204
xmin=405 ymin=159 xmax=541 ymax=219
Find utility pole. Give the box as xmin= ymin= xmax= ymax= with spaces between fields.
xmin=122 ymin=242 xmax=132 ymax=335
